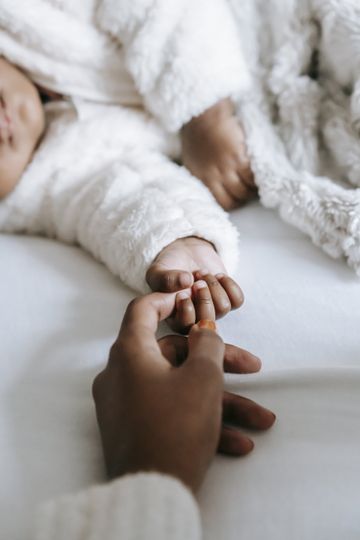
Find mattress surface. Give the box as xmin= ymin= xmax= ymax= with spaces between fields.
xmin=1 ymin=203 xmax=359 ymax=539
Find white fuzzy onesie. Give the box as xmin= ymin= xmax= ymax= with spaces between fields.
xmin=0 ymin=0 xmax=251 ymax=292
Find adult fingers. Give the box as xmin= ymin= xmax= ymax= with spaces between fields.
xmin=214 ymin=274 xmax=244 ymax=309
xmin=185 ymin=323 xmax=225 ymax=379
xmin=120 ymin=293 xmax=177 ymax=337
xmin=223 ymin=344 xmax=262 ymax=374
xmin=146 ymin=264 xmax=193 ymax=292
xmin=113 ymin=293 xmax=180 ymax=367
xmin=222 ymin=392 xmax=276 ymax=431
xmin=188 ymin=281 xmax=228 ymax=378
xmin=166 ymin=291 xmax=196 ymax=335
xmin=218 ymin=426 xmax=254 ymax=456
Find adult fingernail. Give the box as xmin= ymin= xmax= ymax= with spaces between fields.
xmin=198 ymin=268 xmax=209 ymax=277
xmin=197 ymin=319 xmax=217 ymax=332
xmin=215 ymin=273 xmax=226 ymax=279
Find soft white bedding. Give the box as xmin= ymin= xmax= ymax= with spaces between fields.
xmin=1 ymin=202 xmax=359 ymax=539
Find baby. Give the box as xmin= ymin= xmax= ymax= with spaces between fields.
xmin=0 ymin=0 xmax=254 ymax=329
xmin=0 ymin=55 xmax=250 ymax=328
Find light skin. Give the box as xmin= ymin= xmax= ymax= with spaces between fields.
xmin=0 ymin=57 xmax=45 ymax=199
xmin=182 ymin=98 xmax=257 ymax=210
xmin=0 ymin=58 xmax=245 ymax=327
xmin=93 ymin=283 xmax=276 ymax=493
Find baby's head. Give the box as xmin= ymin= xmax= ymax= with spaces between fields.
xmin=0 ymin=57 xmax=45 ymax=198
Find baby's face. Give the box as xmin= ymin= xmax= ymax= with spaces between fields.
xmin=0 ymin=57 xmax=45 ymax=198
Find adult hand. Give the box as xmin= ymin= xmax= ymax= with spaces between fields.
xmin=93 ymin=285 xmax=275 ymax=493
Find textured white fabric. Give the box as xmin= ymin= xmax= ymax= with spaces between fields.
xmin=0 ymin=0 xmax=244 ymax=292
xmin=1 ymin=204 xmax=360 ymax=540
xmin=35 ymin=473 xmax=201 ymax=540
xmin=0 ymin=0 xmax=141 ymax=106
xmin=0 ymin=0 xmax=250 ymax=130
xmin=97 ymin=0 xmax=250 ymax=131
xmin=228 ymin=0 xmax=360 ymax=275
xmin=0 ymin=101 xmax=239 ymax=292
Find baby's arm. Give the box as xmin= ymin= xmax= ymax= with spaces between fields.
xmin=0 ymin=108 xmax=240 ymax=295
xmin=97 ymin=0 xmax=254 ymax=210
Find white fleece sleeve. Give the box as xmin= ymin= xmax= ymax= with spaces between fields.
xmin=0 ymin=106 xmax=239 ymax=293
xmin=96 ymin=0 xmax=251 ymax=131
xmin=34 ymin=473 xmax=202 ymax=540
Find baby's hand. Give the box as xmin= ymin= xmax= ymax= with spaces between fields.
xmin=169 ymin=274 xmax=241 ymax=334
xmin=146 ymin=236 xmax=243 ymax=333
xmin=181 ymin=98 xmax=257 ymax=210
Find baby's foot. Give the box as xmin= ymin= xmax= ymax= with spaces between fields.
xmin=181 ymin=98 xmax=257 ymax=210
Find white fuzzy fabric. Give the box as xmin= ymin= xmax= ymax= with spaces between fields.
xmin=229 ymin=0 xmax=360 ymax=274
xmin=0 ymin=102 xmax=239 ymax=292
xmin=35 ymin=473 xmax=201 ymax=540
xmin=0 ymin=0 xmax=246 ymax=292
xmin=97 ymin=0 xmax=251 ymax=131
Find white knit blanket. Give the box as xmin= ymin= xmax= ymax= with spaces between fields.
xmin=230 ymin=0 xmax=360 ymax=274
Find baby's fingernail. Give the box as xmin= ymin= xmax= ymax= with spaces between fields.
xmin=193 ymin=280 xmax=207 ymax=290
xmin=198 ymin=268 xmax=209 ymax=277
xmin=177 ymin=291 xmax=190 ymax=301
xmin=197 ymin=319 xmax=217 ymax=332
xmin=215 ymin=273 xmax=226 ymax=279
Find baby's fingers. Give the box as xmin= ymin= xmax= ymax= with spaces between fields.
xmin=194 ymin=271 xmax=244 ymax=316
xmin=215 ymin=273 xmax=244 ymax=310
xmin=195 ymin=270 xmax=231 ymax=319
xmin=168 ymin=282 xmax=216 ymax=334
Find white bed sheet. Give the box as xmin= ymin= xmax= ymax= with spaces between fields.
xmin=1 ymin=202 xmax=359 ymax=539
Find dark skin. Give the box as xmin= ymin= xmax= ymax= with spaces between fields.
xmin=181 ymin=98 xmax=258 ymax=210
xmin=93 ymin=283 xmax=276 ymax=493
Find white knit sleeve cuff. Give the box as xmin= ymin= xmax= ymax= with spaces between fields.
xmin=35 ymin=473 xmax=202 ymax=540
